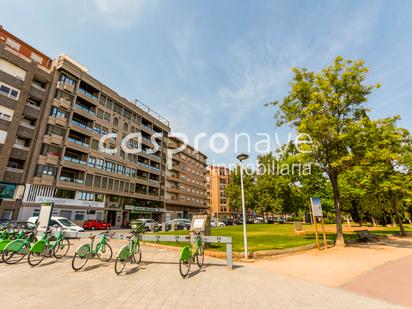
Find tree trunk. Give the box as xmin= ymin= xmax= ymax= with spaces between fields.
xmin=392 ymin=197 xmax=406 ymax=237
xmin=371 ymin=217 xmax=377 ymax=227
xmin=329 ymin=172 xmax=345 ymax=247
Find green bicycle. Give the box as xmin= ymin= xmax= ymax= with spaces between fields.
xmin=72 ymin=231 xmax=113 ymax=271
xmin=0 ymin=228 xmax=24 ymax=260
xmin=114 ymin=225 xmax=144 ymax=275
xmin=179 ymin=231 xmax=204 ymax=278
xmin=2 ymin=228 xmax=37 ymax=264
xmin=28 ymin=226 xmax=70 ymax=266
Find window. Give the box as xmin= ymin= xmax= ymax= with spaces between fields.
xmin=96 ymin=109 xmax=104 ymax=119
xmin=103 ymin=112 xmax=110 ymax=122
xmin=88 ymin=156 xmax=96 ymax=168
xmin=31 ymin=52 xmax=44 ymax=64
xmin=60 ymin=210 xmax=72 ymax=220
xmin=74 ymin=211 xmax=86 ymax=221
xmin=35 ymin=165 xmax=56 ymax=176
xmin=123 ymin=109 xmax=131 ymax=120
xmin=0 ymin=82 xmax=20 ymax=100
xmin=113 ymin=117 xmax=119 ymax=127
xmin=96 ymin=211 xmax=103 ymax=220
xmin=123 ymin=122 xmax=128 ymax=131
xmin=91 ymin=139 xmax=99 ymax=150
xmin=1 ymin=210 xmax=13 ymax=221
xmin=0 ymin=105 xmax=13 ymax=121
xmin=99 ymin=94 xmax=107 ymax=105
xmin=59 ymin=72 xmax=76 ymax=86
xmin=96 ymin=158 xmax=104 ymax=169
xmin=5 ymin=37 xmax=20 ymax=51
xmin=55 ymin=89 xmax=73 ymax=103
xmin=46 ymin=125 xmax=65 ymax=136
xmin=102 ymin=126 xmax=108 ymax=135
xmin=55 ymin=189 xmax=75 ymax=199
xmin=50 ymin=106 xmax=67 ymax=118
xmin=94 ymin=124 xmax=101 ymax=134
xmin=113 ymin=103 xmax=123 ymax=115
xmin=79 ymin=192 xmax=95 ymax=201
xmin=41 ymin=144 xmax=61 ymax=156
xmin=106 ymin=98 xmax=113 ymax=109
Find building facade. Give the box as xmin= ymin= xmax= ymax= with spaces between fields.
xmin=207 ymin=165 xmax=231 ymax=219
xmin=0 ymin=26 xmax=172 ymax=226
xmin=165 ymin=136 xmax=208 ymax=220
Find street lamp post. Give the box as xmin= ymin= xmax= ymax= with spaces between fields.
xmin=237 ymin=153 xmax=249 ymax=259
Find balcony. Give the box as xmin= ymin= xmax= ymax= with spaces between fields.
xmin=31 ymin=81 xmax=46 ymax=92
xmin=53 ymin=97 xmax=71 ymax=110
xmin=57 ymin=80 xmax=75 ymax=93
xmin=5 ymin=166 xmax=24 ymax=173
xmin=70 ymin=119 xmax=93 ymax=135
xmin=59 ymin=176 xmax=84 ymax=184
xmin=48 ymin=115 xmax=67 ymax=127
xmin=24 ymin=103 xmax=40 ymax=119
xmin=141 ymin=123 xmax=153 ymax=132
xmin=13 ymin=143 xmax=30 ymax=151
xmin=73 ymin=102 xmax=95 ymax=120
xmin=38 ymin=154 xmax=59 ymax=165
xmin=67 ymin=137 xmax=90 ymax=148
xmin=43 ymin=134 xmax=63 ymax=146
xmin=77 ymin=82 xmax=99 ymax=104
xmin=32 ymin=175 xmax=55 ymax=186
xmin=63 ymin=156 xmax=86 ymax=165
xmin=19 ymin=121 xmax=35 ymax=130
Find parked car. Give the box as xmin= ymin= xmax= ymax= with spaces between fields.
xmin=253 ymin=217 xmax=265 ymax=224
xmin=235 ymin=217 xmax=253 ymax=225
xmin=163 ymin=219 xmax=191 ymax=231
xmin=211 ymin=219 xmax=226 ymax=228
xmin=83 ymin=220 xmax=111 ymax=230
xmin=134 ymin=219 xmax=160 ymax=232
xmin=27 ymin=216 xmax=84 ymax=233
xmin=223 ymin=218 xmax=234 ymax=226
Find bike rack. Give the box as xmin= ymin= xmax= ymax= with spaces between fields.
xmin=74 ymin=232 xmax=233 ymax=268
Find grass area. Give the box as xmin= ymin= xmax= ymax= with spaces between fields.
xmin=144 ymin=223 xmax=412 ymax=253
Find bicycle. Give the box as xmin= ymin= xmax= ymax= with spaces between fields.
xmin=71 ymin=231 xmax=113 ymax=271
xmin=28 ymin=226 xmax=70 ymax=266
xmin=0 ymin=227 xmax=24 ymax=260
xmin=178 ymin=231 xmax=204 ymax=278
xmin=2 ymin=228 xmax=37 ymax=264
xmin=114 ymin=224 xmax=144 ymax=275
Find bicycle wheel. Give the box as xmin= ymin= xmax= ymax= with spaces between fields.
xmin=97 ymin=243 xmax=113 ymax=262
xmin=132 ymin=243 xmax=142 ymax=264
xmin=114 ymin=256 xmax=127 ymax=275
xmin=28 ymin=251 xmax=46 ymax=267
xmin=179 ymin=257 xmax=191 ymax=278
xmin=2 ymin=248 xmax=26 ymax=264
xmin=53 ymin=239 xmax=70 ymax=259
xmin=196 ymin=243 xmax=204 ymax=268
xmin=72 ymin=247 xmax=90 ymax=271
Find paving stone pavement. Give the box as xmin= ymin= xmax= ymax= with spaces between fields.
xmin=0 ymin=239 xmax=404 ymax=309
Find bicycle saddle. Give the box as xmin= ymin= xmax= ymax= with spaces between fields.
xmin=88 ymin=235 xmax=96 ymax=239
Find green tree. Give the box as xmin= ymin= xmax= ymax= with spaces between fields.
xmin=270 ymin=57 xmax=380 ymax=246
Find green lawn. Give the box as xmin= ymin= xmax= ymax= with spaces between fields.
xmin=145 ymin=223 xmax=412 ymax=253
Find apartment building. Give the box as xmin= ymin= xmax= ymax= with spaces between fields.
xmin=207 ymin=165 xmax=231 ymax=219
xmin=165 ymin=136 xmax=208 ymax=220
xmin=0 ymin=26 xmax=53 ymax=221
xmin=0 ymin=26 xmax=171 ymax=226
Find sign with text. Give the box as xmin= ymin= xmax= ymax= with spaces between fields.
xmin=38 ymin=202 xmax=54 ymax=233
xmin=190 ymin=215 xmax=209 ymax=233
xmin=310 ymin=197 xmax=323 ymax=217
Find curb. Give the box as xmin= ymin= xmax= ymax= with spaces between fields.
xmin=142 ymin=241 xmax=329 ymax=260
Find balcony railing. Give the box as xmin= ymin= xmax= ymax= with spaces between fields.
xmin=59 ymin=176 xmax=84 ymax=184
xmin=67 ymin=137 xmax=90 ymax=148
xmin=141 ymin=124 xmax=153 ymax=132
xmin=13 ymin=143 xmax=30 ymax=151
xmin=74 ymin=103 xmax=95 ymax=115
xmin=20 ymin=122 xmax=35 ymax=130
xmin=6 ymin=166 xmax=24 ymax=173
xmin=78 ymin=88 xmax=98 ymax=101
xmin=26 ymin=102 xmax=41 ymax=110
xmin=71 ymin=120 xmax=93 ymax=131
xmin=63 ymin=156 xmax=86 ymax=165
xmin=138 ymin=162 xmax=150 ymax=169
xmin=31 ymin=82 xmax=46 ymax=92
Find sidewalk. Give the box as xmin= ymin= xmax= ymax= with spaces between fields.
xmin=0 ymin=239 xmax=400 ymax=309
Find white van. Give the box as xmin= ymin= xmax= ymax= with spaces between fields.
xmin=27 ymin=216 xmax=84 ymax=233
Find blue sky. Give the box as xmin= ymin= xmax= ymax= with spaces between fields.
xmin=1 ymin=0 xmax=411 ymax=165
